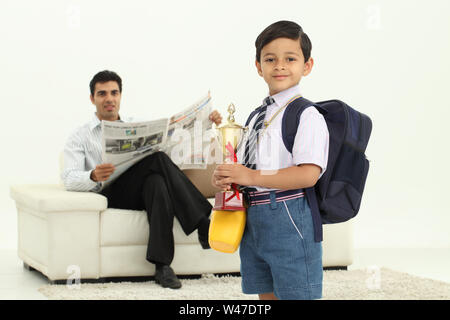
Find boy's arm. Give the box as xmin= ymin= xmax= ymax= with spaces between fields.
xmin=254 ymin=164 xmax=321 ymax=189
xmin=213 ymin=163 xmax=321 ymax=190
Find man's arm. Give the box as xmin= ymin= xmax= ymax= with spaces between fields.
xmin=61 ymin=135 xmax=101 ymax=192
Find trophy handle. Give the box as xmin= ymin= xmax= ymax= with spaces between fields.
xmin=235 ymin=126 xmax=248 ymax=153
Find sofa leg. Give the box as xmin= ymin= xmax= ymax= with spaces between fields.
xmin=48 ymin=278 xmax=106 ymax=285
xmin=23 ymin=263 xmax=61 ymax=285
xmin=48 ymin=279 xmax=69 ymax=285
xmin=323 ymin=266 xmax=348 ymax=271
xmin=23 ymin=262 xmax=36 ymax=272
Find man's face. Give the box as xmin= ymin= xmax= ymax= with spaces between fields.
xmin=256 ymin=37 xmax=313 ymax=96
xmin=90 ymin=81 xmax=121 ymax=121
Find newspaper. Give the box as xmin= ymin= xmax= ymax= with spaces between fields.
xmin=164 ymin=92 xmax=214 ymax=170
xmin=100 ymin=93 xmax=214 ymax=188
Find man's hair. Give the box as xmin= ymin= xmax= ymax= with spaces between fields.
xmin=89 ymin=70 xmax=122 ymax=96
xmin=255 ymin=20 xmax=312 ymax=63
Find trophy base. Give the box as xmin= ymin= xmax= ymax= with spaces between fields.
xmin=213 ymin=191 xmax=246 ymax=211
xmin=208 ymin=210 xmax=246 ymax=253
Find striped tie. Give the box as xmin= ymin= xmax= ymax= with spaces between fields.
xmin=243 ymin=96 xmax=275 ymax=170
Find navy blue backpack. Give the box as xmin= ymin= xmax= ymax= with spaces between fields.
xmin=281 ymin=97 xmax=372 ymax=224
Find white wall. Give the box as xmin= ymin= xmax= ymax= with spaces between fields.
xmin=1 ymin=0 xmax=449 ymax=250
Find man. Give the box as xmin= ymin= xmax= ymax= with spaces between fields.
xmin=62 ymin=70 xmax=222 ymax=289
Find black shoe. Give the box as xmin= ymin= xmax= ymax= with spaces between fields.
xmin=154 ymin=265 xmax=182 ymax=289
xmin=198 ymin=218 xmax=211 ymax=249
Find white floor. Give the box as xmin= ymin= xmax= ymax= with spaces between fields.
xmin=0 ymin=248 xmax=449 ymax=300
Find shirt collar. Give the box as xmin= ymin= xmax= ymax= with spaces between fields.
xmin=89 ymin=113 xmax=102 ymax=131
xmin=269 ymin=84 xmax=302 ymax=108
xmin=89 ymin=113 xmax=124 ymax=131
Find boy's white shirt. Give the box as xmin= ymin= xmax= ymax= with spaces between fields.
xmin=237 ymin=84 xmax=329 ymax=192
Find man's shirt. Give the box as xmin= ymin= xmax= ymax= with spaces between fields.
xmin=61 ymin=113 xmax=133 ymax=192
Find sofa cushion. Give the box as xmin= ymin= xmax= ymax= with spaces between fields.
xmin=100 ymin=208 xmax=213 ymax=247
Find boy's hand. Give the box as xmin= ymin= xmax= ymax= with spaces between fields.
xmin=213 ymin=163 xmax=255 ymax=190
xmin=209 ymin=110 xmax=222 ymax=126
xmin=91 ymin=163 xmax=116 ymax=182
xmin=212 ymin=164 xmax=230 ymax=191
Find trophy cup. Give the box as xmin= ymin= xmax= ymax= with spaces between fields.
xmin=208 ymin=103 xmax=248 ymax=253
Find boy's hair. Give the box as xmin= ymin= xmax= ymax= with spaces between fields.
xmin=255 ymin=20 xmax=312 ymax=63
xmin=89 ymin=70 xmax=122 ymax=96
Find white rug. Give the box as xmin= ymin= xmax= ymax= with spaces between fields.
xmin=38 ymin=268 xmax=450 ymax=300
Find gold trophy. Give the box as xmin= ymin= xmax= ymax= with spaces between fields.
xmin=208 ymin=103 xmax=248 ymax=253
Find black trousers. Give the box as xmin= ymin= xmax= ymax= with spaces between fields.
xmin=100 ymin=151 xmax=212 ymax=265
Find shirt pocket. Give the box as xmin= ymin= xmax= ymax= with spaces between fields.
xmin=257 ymin=127 xmax=292 ymax=169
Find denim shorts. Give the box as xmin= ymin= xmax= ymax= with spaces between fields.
xmin=239 ymin=192 xmax=323 ymax=300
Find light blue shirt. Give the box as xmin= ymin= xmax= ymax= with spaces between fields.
xmin=61 ymin=113 xmax=133 ymax=192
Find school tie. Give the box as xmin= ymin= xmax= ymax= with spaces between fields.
xmin=243 ymin=96 xmax=275 ymax=170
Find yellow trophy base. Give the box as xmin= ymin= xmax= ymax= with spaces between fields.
xmin=208 ymin=210 xmax=246 ymax=253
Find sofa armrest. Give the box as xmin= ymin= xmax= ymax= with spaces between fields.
xmin=10 ymin=184 xmax=107 ymax=213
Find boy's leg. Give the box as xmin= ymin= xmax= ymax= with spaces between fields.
xmin=240 ymin=193 xmax=322 ymax=300
xmin=245 ymin=194 xmax=322 ymax=300
xmin=239 ymin=206 xmax=275 ymax=296
xmin=266 ymin=197 xmax=323 ymax=300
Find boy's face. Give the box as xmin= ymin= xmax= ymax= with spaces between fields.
xmin=256 ymin=37 xmax=313 ymax=96
xmin=90 ymin=81 xmax=121 ymax=121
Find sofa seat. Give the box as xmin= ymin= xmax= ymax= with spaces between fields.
xmin=100 ymin=208 xmax=201 ymax=247
xmin=11 ymin=179 xmax=354 ymax=282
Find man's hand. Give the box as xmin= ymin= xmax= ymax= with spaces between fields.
xmin=209 ymin=110 xmax=222 ymax=126
xmin=90 ymin=163 xmax=116 ymax=182
xmin=212 ymin=163 xmax=255 ymax=190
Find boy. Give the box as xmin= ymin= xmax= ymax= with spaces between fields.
xmin=212 ymin=21 xmax=329 ymax=300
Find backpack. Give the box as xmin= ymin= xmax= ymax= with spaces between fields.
xmin=282 ymin=97 xmax=372 ymax=224
xmin=244 ymin=97 xmax=372 ymax=225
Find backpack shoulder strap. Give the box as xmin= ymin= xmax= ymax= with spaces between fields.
xmin=281 ymin=97 xmax=328 ymax=242
xmin=281 ymin=97 xmax=317 ymax=153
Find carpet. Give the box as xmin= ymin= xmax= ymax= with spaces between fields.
xmin=38 ymin=268 xmax=450 ymax=300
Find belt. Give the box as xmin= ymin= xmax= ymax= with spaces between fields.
xmin=243 ymin=188 xmax=305 ymax=207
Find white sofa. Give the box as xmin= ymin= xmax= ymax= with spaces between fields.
xmin=10 ymin=164 xmax=353 ymax=283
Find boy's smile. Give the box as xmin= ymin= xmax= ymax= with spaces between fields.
xmin=256 ymin=37 xmax=313 ymax=96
